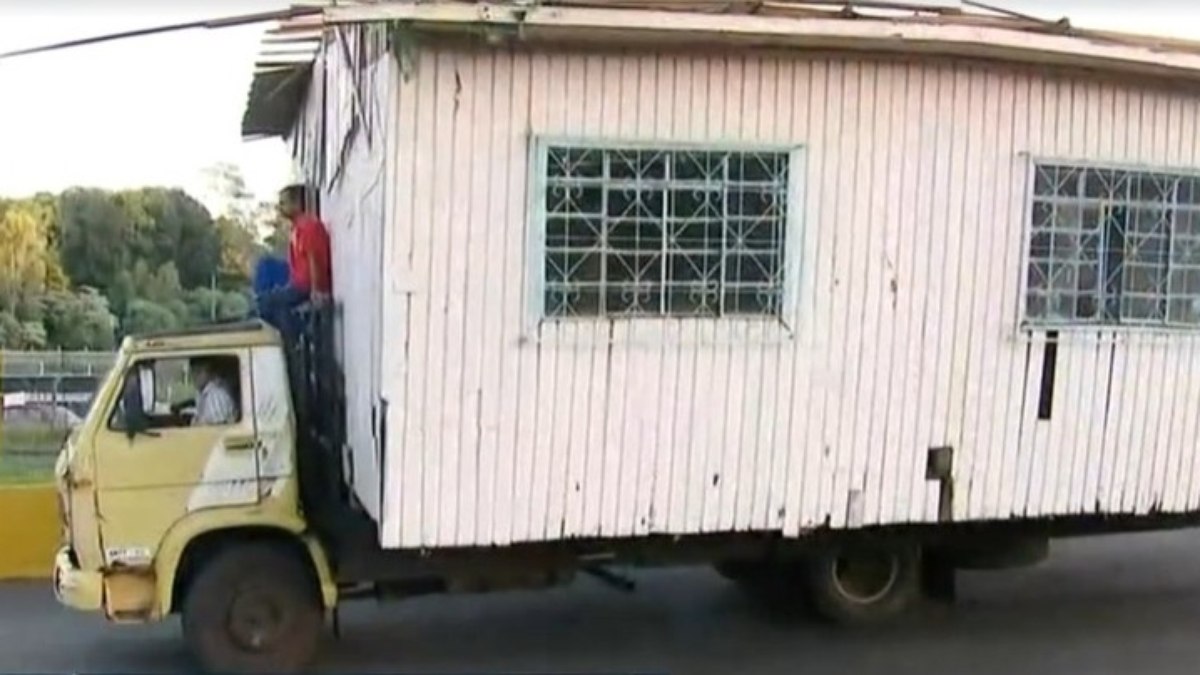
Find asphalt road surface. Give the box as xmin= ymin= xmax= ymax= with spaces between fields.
xmin=4 ymin=530 xmax=1200 ymax=674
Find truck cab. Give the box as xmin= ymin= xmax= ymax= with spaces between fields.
xmin=52 ymin=320 xmax=337 ymax=672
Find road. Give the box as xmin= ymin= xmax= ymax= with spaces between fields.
xmin=4 ymin=530 xmax=1200 ymax=674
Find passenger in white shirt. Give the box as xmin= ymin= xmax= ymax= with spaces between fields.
xmin=189 ymin=357 xmax=238 ymax=426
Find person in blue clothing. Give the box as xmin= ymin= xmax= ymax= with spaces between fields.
xmin=255 ymin=184 xmax=333 ymax=340
xmin=254 ymin=254 xmax=300 ymax=338
xmin=253 ymin=255 xmax=290 ymax=302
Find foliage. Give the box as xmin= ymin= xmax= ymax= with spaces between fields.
xmin=0 ymin=164 xmax=277 ymax=349
xmin=216 ymin=215 xmax=261 ymax=288
xmin=264 ymin=216 xmax=290 ymax=256
xmin=182 ymin=288 xmax=251 ymax=325
xmin=0 ymin=198 xmax=65 ymax=314
xmin=59 ymin=187 xmax=222 ymax=296
xmin=57 ymin=188 xmax=133 ymax=294
xmin=41 ymin=288 xmax=117 ymax=350
xmin=17 ymin=320 xmax=47 ymax=349
xmin=206 ymin=162 xmax=282 ymax=274
xmin=0 ymin=313 xmax=47 ymax=350
xmin=123 ymin=298 xmax=181 ymax=335
xmin=218 ymin=291 xmax=251 ymax=319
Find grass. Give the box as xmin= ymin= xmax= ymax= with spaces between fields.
xmin=0 ymin=452 xmax=55 ymax=485
xmin=1 ymin=425 xmax=69 ymax=455
xmin=0 ymin=424 xmax=67 ymax=485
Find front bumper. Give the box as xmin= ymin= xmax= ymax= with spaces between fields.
xmin=52 ymin=547 xmax=103 ymax=613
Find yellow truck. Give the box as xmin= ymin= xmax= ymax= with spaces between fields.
xmin=52 ymin=321 xmax=338 ymax=672
xmin=51 ymin=316 xmax=973 ymax=673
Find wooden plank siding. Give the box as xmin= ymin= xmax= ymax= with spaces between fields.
xmin=301 ymin=42 xmax=1200 ymax=550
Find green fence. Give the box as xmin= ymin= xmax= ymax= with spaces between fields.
xmin=1 ymin=351 xmax=115 ymax=484
xmin=1 ymin=350 xmax=115 ymax=377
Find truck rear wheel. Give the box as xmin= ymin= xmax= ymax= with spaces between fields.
xmin=803 ymin=539 xmax=920 ymax=626
xmin=182 ymin=543 xmax=323 ymax=674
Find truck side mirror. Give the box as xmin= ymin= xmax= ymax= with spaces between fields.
xmin=139 ymin=366 xmax=154 ymax=409
xmin=121 ymin=371 xmax=150 ymax=438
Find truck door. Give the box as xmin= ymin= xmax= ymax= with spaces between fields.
xmin=247 ymin=344 xmax=293 ymax=503
xmin=93 ymin=349 xmax=258 ymax=569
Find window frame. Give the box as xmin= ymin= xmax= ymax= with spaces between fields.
xmin=526 ymin=136 xmax=806 ymax=336
xmin=1019 ymin=156 xmax=1200 ymax=334
xmin=104 ymin=351 xmax=246 ymax=433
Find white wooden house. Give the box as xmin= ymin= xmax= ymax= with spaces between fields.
xmin=243 ymin=1 xmax=1200 ymax=550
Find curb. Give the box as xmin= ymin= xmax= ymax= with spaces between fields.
xmin=0 ymin=484 xmax=57 ymax=580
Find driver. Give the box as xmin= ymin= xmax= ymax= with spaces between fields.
xmin=189 ymin=357 xmax=238 ymax=427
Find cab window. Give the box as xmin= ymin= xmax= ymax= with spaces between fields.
xmin=109 ymin=355 xmax=243 ymax=431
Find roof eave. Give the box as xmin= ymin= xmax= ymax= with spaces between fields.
xmin=241 ymin=7 xmax=325 ymax=140
xmin=325 ymin=2 xmax=1200 ymax=83
xmin=241 ymin=60 xmax=316 ymax=139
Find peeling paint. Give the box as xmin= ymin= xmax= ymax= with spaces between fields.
xmin=297 ymin=41 xmax=1200 ymax=549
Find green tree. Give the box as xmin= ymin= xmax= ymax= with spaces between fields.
xmin=17 ymin=320 xmax=47 ymax=349
xmin=204 ymin=164 xmax=279 ymax=288
xmin=0 ymin=311 xmax=22 ymax=348
xmin=58 ymin=187 xmax=223 ymax=297
xmin=118 ymin=188 xmax=222 ymax=289
xmin=183 ymin=287 xmax=222 ymax=324
xmin=42 ymin=288 xmax=116 ymax=350
xmin=108 ymin=269 xmax=137 ymax=318
xmin=218 ymin=291 xmax=250 ymax=320
xmin=160 ymin=190 xmax=222 ymax=289
xmin=0 ymin=199 xmax=62 ymax=314
xmin=264 ymin=212 xmax=290 ymax=256
xmin=26 ymin=192 xmax=68 ymax=292
xmin=123 ymin=299 xmax=180 ymax=335
xmin=130 ymin=260 xmax=184 ymax=305
xmin=4 ymin=177 xmax=271 ymax=348
xmin=216 ymin=215 xmax=262 ymax=289
xmin=58 ymin=188 xmax=132 ymax=294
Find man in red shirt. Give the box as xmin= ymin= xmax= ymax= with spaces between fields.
xmin=258 ymin=184 xmax=332 ymax=335
xmin=279 ymin=184 xmax=332 ymax=300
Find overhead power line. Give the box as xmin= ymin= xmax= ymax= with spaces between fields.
xmin=0 ymin=6 xmax=323 ymax=62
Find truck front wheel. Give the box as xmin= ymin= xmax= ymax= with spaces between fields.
xmin=803 ymin=539 xmax=920 ymax=626
xmin=182 ymin=543 xmax=324 ymax=673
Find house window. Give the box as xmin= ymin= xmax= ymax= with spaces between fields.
xmin=541 ymin=144 xmax=791 ymax=318
xmin=1026 ymin=163 xmax=1200 ymax=327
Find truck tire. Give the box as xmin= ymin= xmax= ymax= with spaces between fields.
xmin=803 ymin=539 xmax=921 ymax=626
xmin=182 ymin=543 xmax=324 ymax=674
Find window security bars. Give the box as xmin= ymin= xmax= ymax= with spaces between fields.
xmin=541 ymin=145 xmax=790 ymax=319
xmin=1026 ymin=163 xmax=1200 ymax=328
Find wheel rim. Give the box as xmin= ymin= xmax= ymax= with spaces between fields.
xmin=227 ymin=588 xmax=288 ymax=652
xmin=830 ymin=549 xmax=900 ymax=605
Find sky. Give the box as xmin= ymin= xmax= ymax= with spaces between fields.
xmin=0 ymin=0 xmax=292 ymax=215
xmin=2 ymin=1 xmax=1200 ymax=214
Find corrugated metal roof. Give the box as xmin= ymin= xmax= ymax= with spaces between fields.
xmin=325 ymin=0 xmax=1200 ymax=58
xmin=241 ymin=0 xmax=1200 ymax=139
xmin=241 ymin=8 xmax=325 ymax=139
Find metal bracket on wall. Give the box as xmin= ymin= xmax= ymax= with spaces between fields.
xmin=927 ymin=446 xmax=954 ymax=522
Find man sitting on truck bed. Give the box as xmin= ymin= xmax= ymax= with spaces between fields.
xmin=258 ymin=184 xmax=332 ymax=336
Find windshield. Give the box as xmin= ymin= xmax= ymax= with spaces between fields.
xmin=66 ymin=347 xmax=126 ymax=462
xmin=82 ymin=356 xmax=122 ymax=423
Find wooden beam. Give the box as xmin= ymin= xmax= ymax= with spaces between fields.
xmin=0 ymin=6 xmax=322 ymax=61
